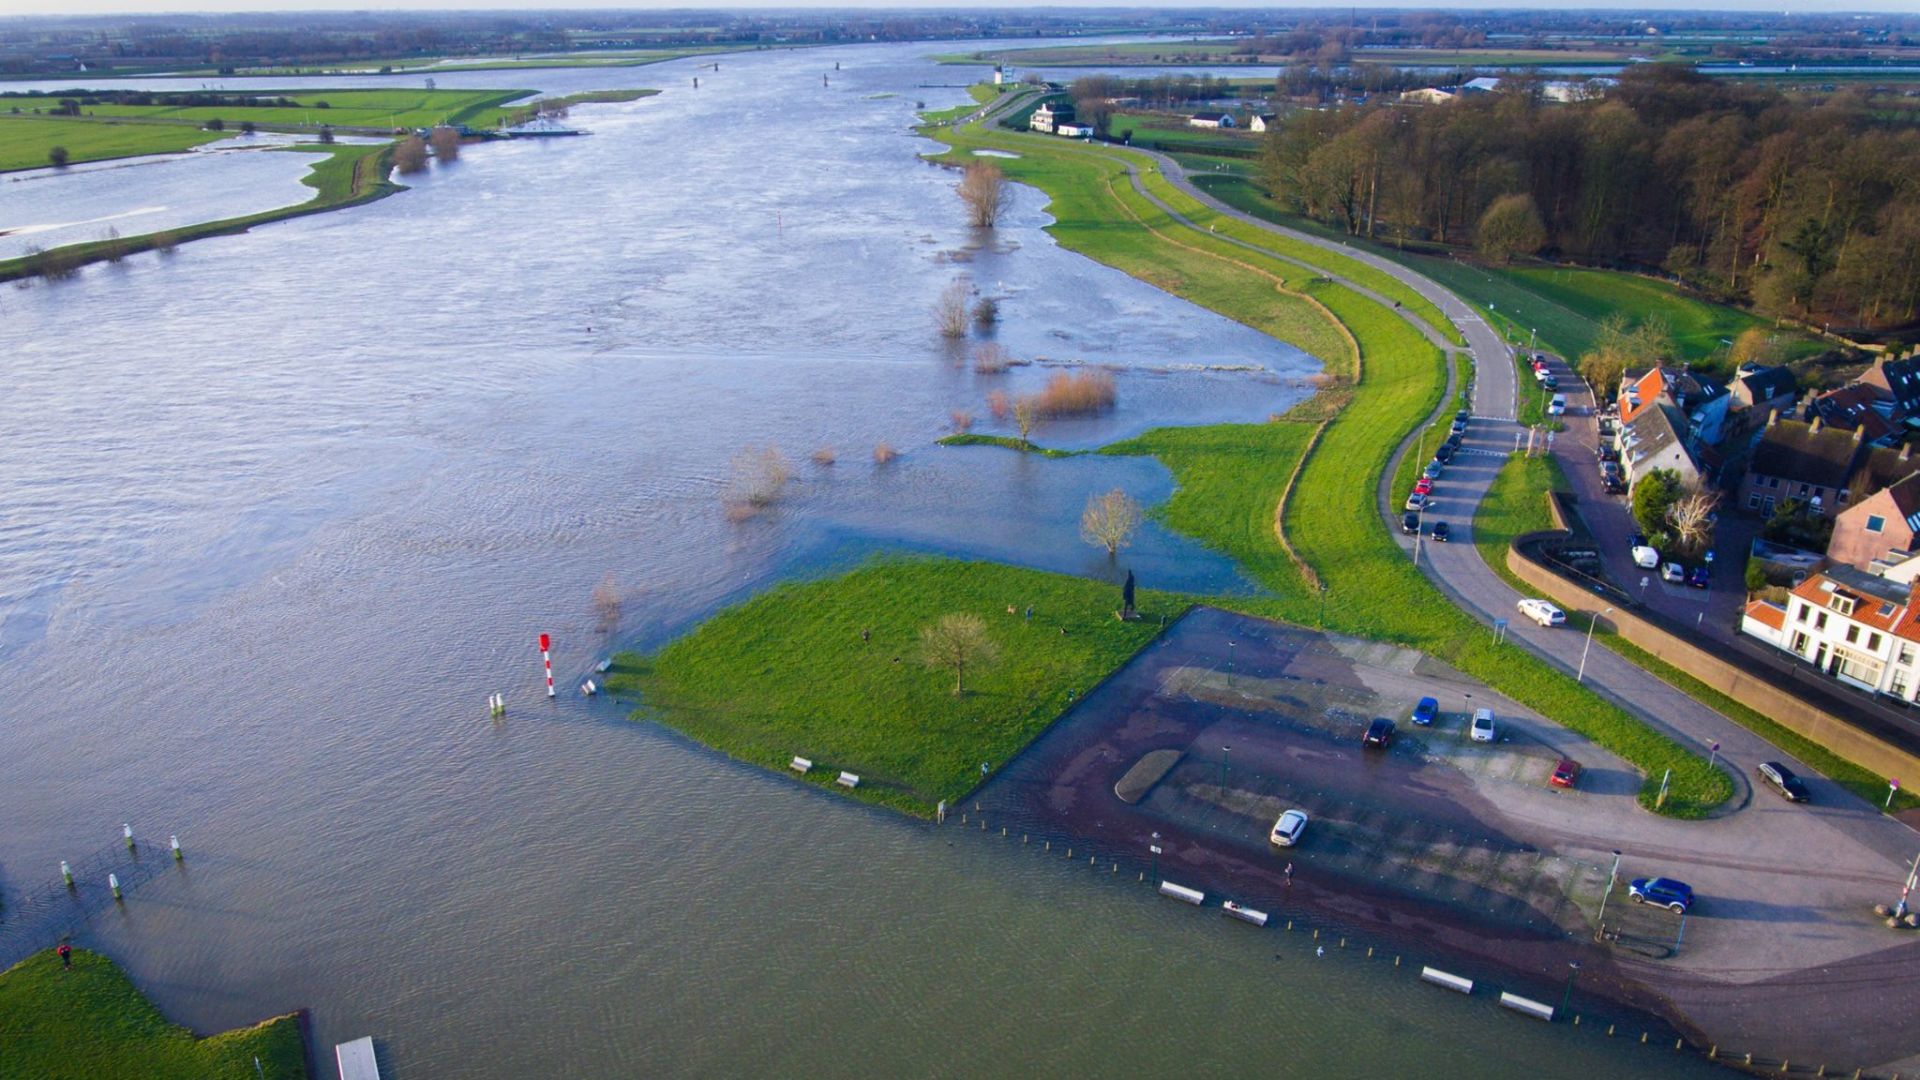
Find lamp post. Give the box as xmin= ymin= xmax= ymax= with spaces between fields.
xmin=1221 ymin=745 xmax=1231 ymax=790
xmin=1150 ymin=832 xmax=1161 ymax=880
xmin=1577 ymin=607 xmax=1612 ymax=683
xmin=1560 ymin=960 xmax=1581 ymax=1016
xmin=1595 ymin=849 xmax=1624 ymax=933
xmin=1227 ymin=640 xmax=1235 ymax=688
xmin=1318 ymin=582 xmax=1329 ymax=628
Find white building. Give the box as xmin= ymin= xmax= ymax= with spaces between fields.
xmin=1055 ymin=122 xmax=1094 ymax=138
xmin=1029 ymin=102 xmax=1073 ymax=134
xmin=1743 ymin=565 xmax=1920 ymax=701
xmin=1187 ymin=112 xmax=1235 ymax=129
xmin=1249 ymin=113 xmax=1276 ymax=132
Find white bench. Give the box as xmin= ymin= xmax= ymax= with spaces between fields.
xmin=836 ymin=771 xmax=860 ymax=788
xmin=789 ymin=757 xmax=812 ymax=774
xmin=1158 ymin=881 xmax=1204 ymax=905
xmin=1420 ymin=966 xmax=1474 ymax=994
xmin=1499 ymin=992 xmax=1554 ymax=1021
xmin=1222 ymin=901 xmax=1268 ymax=926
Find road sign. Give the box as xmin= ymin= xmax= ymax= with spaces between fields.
xmin=1150 ymin=845 xmax=1163 ymax=855
xmin=1705 ymin=551 xmax=1715 ymax=563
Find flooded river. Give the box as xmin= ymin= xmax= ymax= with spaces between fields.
xmin=0 ymin=42 xmax=1715 ymax=1078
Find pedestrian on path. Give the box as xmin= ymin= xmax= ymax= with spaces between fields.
xmin=1284 ymin=862 xmax=1293 ymax=887
xmin=57 ymin=943 xmax=72 ymax=969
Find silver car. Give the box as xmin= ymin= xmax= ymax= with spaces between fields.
xmin=1270 ymin=809 xmax=1309 ymax=847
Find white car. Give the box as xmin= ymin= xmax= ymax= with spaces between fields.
xmin=1518 ymin=598 xmax=1565 ymax=627
xmin=1631 ymin=545 xmax=1661 ymax=570
xmin=1547 ymin=395 xmax=1567 ymax=416
xmin=1270 ymin=809 xmax=1309 ymax=847
xmin=1470 ymin=707 xmax=1496 ymax=742
xmin=1662 ymin=561 xmax=1686 ymax=583
xmin=1405 ymin=492 xmax=1426 ymax=512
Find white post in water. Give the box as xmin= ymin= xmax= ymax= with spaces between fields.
xmin=540 ymin=633 xmax=555 ymax=698
xmin=170 ymin=835 xmax=183 ymax=862
xmin=123 ymin=823 xmax=134 ymax=851
xmin=109 ymin=873 xmax=122 ymax=900
xmin=61 ymin=861 xmax=73 ymax=888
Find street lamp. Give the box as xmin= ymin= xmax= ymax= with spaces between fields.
xmin=1221 ymin=745 xmax=1231 ymax=789
xmin=1577 ymin=607 xmax=1612 ymax=683
xmin=1150 ymin=831 xmax=1162 ymax=880
xmin=1227 ymin=640 xmax=1235 ymax=688
xmin=1595 ymin=849 xmax=1624 ymax=934
xmin=1560 ymin=960 xmax=1581 ymax=1016
xmin=1317 ymin=582 xmax=1329 ymax=628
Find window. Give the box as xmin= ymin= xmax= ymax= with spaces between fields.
xmin=1791 ymin=631 xmax=1810 ymax=654
xmin=1832 ymin=595 xmax=1856 ymax=617
xmin=1867 ymin=515 xmax=1887 ymax=534
xmin=1816 ymin=612 xmax=1828 ymax=630
xmin=1749 ymin=492 xmax=1762 ymax=510
xmin=1895 ymin=673 xmax=1912 ymax=700
xmin=1846 ymin=625 xmax=1860 ymax=644
xmin=1798 ymin=483 xmax=1810 ymax=497
xmin=1764 ymin=497 xmax=1776 ymax=515
xmin=1869 ymin=632 xmax=1883 ymax=652
xmin=1838 ymin=490 xmax=1850 ymax=505
xmin=1796 ymin=603 xmax=1811 ymax=623
xmin=1901 ymin=644 xmax=1917 ymax=665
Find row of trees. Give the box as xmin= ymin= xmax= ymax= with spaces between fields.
xmin=1258 ymin=64 xmax=1920 ymax=329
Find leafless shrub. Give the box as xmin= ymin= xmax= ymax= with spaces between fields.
xmin=949 ymin=409 xmax=975 ymax=433
xmin=957 ymin=161 xmax=1009 ymax=228
xmin=873 ymin=443 xmax=899 ymax=465
xmin=1081 ymin=488 xmax=1143 ymax=557
xmin=973 ymin=342 xmax=1012 ymax=374
xmin=810 ymin=446 xmax=837 ymax=466
xmin=101 ymin=226 xmax=127 ymax=263
xmin=1033 ymin=371 xmax=1117 ymax=417
xmin=591 ymin=573 xmax=623 ymax=636
xmin=725 ymin=445 xmax=792 ymax=515
xmin=393 ymin=136 xmax=430 ymax=175
xmin=152 ymin=230 xmax=180 ymax=254
xmin=986 ymin=389 xmax=1011 ymax=420
xmin=973 ymin=296 xmax=999 ymax=328
xmin=429 ymin=126 xmax=462 ymax=162
xmin=935 ymin=278 xmax=971 ymax=338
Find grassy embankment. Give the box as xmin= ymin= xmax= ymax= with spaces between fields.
xmin=500 ymin=88 xmax=658 ymax=125
xmin=0 ymin=949 xmax=306 ymax=1080
xmin=1107 ymin=112 xmax=1261 ymax=156
xmin=615 ymin=109 xmax=1730 ymax=818
xmin=47 ymin=88 xmax=535 ymax=132
xmin=0 ymin=117 xmax=226 ymax=171
xmin=0 ymin=140 xmax=398 ymax=283
xmin=1473 ymin=452 xmax=1920 ymax=813
xmin=190 ymin=46 xmax=732 ymax=77
xmin=936 ymin=42 xmax=1635 ymax=68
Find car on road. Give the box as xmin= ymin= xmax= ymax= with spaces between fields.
xmin=1547 ymin=394 xmax=1567 ymax=416
xmin=1686 ymin=565 xmax=1711 ymax=589
xmin=1550 ymin=758 xmax=1582 ymax=788
xmin=1450 ymin=417 xmax=1469 ymax=436
xmin=1661 ymin=561 xmax=1685 ymax=583
xmin=1598 ymin=444 xmax=1619 ymax=463
xmin=1401 ymin=512 xmax=1421 ymax=535
xmin=1518 ymin=598 xmax=1565 ymax=626
xmin=1423 ymin=461 xmax=1443 ymax=481
xmin=1470 ymin=707 xmax=1496 ymax=743
xmin=1362 ymin=717 xmax=1395 ymax=748
xmin=1434 ymin=444 xmax=1456 ymax=464
xmin=1414 ymin=477 xmax=1434 ymax=495
xmin=1632 ymin=544 xmax=1661 ymax=570
xmin=1628 ymin=531 xmax=1646 ymax=549
xmin=1431 ymin=521 xmax=1451 ymax=542
xmin=1628 ymin=877 xmax=1694 ymax=913
xmin=1411 ymin=696 xmax=1439 ymax=726
xmin=1270 ymin=809 xmax=1309 ymax=847
xmin=1758 ymin=761 xmax=1811 ymax=803
xmin=1405 ymin=491 xmax=1426 ymax=512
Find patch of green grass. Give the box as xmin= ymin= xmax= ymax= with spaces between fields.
xmin=501 ymin=88 xmax=657 ymax=126
xmin=1472 ymin=452 xmax=1572 ymax=598
xmin=937 ymin=434 xmax=1083 ymax=457
xmin=1108 ymin=112 xmax=1260 ymax=156
xmin=608 ymin=560 xmax=1172 ymax=816
xmin=59 ymin=88 xmax=535 ymax=132
xmin=0 ymin=948 xmax=306 ymax=1080
xmin=0 ymin=116 xmax=226 ymax=172
xmin=916 ymin=101 xmax=977 ymax=125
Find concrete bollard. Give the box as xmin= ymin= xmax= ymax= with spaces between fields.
xmin=979 ymin=819 xmax=985 ymax=831
xmin=1023 ymin=834 xmax=1028 ymax=844
xmin=1608 ymin=1025 xmax=1616 ymax=1037
xmin=1367 ymin=947 xmax=1373 ymax=958
xmin=1339 ymin=938 xmax=1346 ymax=949
xmin=1394 ymin=956 xmax=1400 ymax=967
xmin=1312 ymin=929 xmax=1319 ymax=940
xmin=170 ymin=835 xmax=182 ymax=862
xmin=1574 ymin=1016 xmax=1580 ymax=1026
xmin=1640 ymin=1032 xmax=1647 ymax=1044
xmin=61 ymin=861 xmax=74 ymax=888
xmin=1001 ymin=827 xmax=1006 ymax=836
xmin=109 ymin=873 xmax=122 ymax=900
xmin=123 ymin=824 xmax=135 ymax=851
xmin=1286 ymin=921 xmax=1293 ymax=931
xmin=1709 ymin=1046 xmax=1717 ymax=1060
xmin=1045 ymin=841 xmax=1050 ymax=851
xmin=1066 ymin=848 xmax=1072 ymax=859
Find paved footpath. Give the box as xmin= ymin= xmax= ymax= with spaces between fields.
xmin=1141 ymin=152 xmax=1920 ymax=1072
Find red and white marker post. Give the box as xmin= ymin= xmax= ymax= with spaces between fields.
xmin=540 ymin=632 xmax=555 ymax=698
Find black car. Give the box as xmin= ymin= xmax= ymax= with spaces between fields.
xmin=1401 ymin=512 xmax=1420 ymax=535
xmin=1599 ymin=445 xmax=1619 ymax=463
xmin=1431 ymin=521 xmax=1451 ymax=542
xmin=1602 ymin=475 xmax=1626 ymax=495
xmin=1456 ymin=408 xmax=1470 ymax=423
xmin=1541 ymin=376 xmax=1559 ymax=391
xmin=1434 ymin=444 xmax=1456 ymax=464
xmin=1362 ymin=718 xmax=1395 ymax=748
xmin=1758 ymin=761 xmax=1810 ymax=803
xmin=1628 ymin=532 xmax=1646 ymax=550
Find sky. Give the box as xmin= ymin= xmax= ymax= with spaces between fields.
xmin=4 ymin=1 xmax=1919 ymax=15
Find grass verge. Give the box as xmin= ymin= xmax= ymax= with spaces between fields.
xmin=0 ymin=949 xmax=306 ymax=1080
xmin=0 ymin=116 xmax=226 ymax=172
xmin=606 ymin=560 xmax=1173 ymax=816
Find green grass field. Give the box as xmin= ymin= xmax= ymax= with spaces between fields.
xmin=0 ymin=949 xmax=306 ymax=1080
xmin=607 ymin=561 xmax=1171 ymax=815
xmin=0 ymin=116 xmax=226 ymax=172
xmin=202 ymin=47 xmax=728 ymax=77
xmin=63 ymin=88 xmax=534 ymax=131
xmin=1108 ymin=112 xmax=1261 ymax=156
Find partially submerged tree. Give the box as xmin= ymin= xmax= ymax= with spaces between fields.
xmin=972 ymin=343 xmax=1012 ymax=374
xmin=935 ymin=278 xmax=971 ymax=338
xmin=957 ymin=161 xmax=1009 ymax=228
xmin=1013 ymin=394 xmax=1040 ymax=446
xmin=726 ymin=445 xmax=792 ymax=513
xmin=392 ymin=135 xmax=430 ymax=175
xmin=920 ymin=613 xmax=997 ymax=695
xmin=591 ymin=573 xmax=623 ymax=637
xmin=429 ymin=126 xmax=461 ymax=162
xmin=1081 ymin=488 xmax=1143 ymax=557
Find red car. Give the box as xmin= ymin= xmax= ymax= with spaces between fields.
xmin=1414 ymin=477 xmax=1434 ymax=495
xmin=1550 ymin=758 xmax=1582 ymax=788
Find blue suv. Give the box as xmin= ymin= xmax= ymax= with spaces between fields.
xmin=1411 ymin=696 xmax=1439 ymax=726
xmin=1628 ymin=877 xmax=1694 ymax=913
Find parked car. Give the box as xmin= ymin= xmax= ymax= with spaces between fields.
xmin=1533 ymin=366 xmax=1552 ymax=383
xmin=1456 ymin=408 xmax=1471 ymax=423
xmin=1433 ymin=444 xmax=1456 ymax=464
xmin=1541 ymin=376 xmax=1559 ymax=392
xmin=1270 ymin=809 xmax=1309 ymax=846
xmin=1363 ymin=717 xmax=1395 ymax=748
xmin=1602 ymin=474 xmax=1626 ymax=495
xmin=1518 ymin=598 xmax=1565 ymax=627
xmin=1431 ymin=521 xmax=1451 ymax=542
xmin=1401 ymin=512 xmax=1421 ymax=535
xmin=1445 ymin=432 xmax=1464 ymax=449
xmin=1758 ymin=761 xmax=1810 ymax=803
xmin=1550 ymin=758 xmax=1582 ymax=788
xmin=1661 ymin=561 xmax=1685 ymax=583
xmin=1628 ymin=532 xmax=1646 ymax=549
xmin=1414 ymin=477 xmax=1433 ymax=495
xmin=1598 ymin=419 xmax=1615 ymax=438
xmin=1628 ymin=877 xmax=1694 ymax=914
xmin=1632 ymin=545 xmax=1661 ymax=570
xmin=1470 ymin=707 xmax=1496 ymax=742
xmin=1423 ymin=461 xmax=1443 ymax=481
xmin=1411 ymin=696 xmax=1439 ymax=726
xmin=1598 ymin=444 xmax=1619 ymax=463
xmin=1547 ymin=394 xmax=1567 ymax=416
xmin=1405 ymin=491 xmax=1426 ymax=512
xmin=1686 ymin=565 xmax=1711 ymax=589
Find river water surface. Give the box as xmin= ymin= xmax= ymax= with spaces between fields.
xmin=0 ymin=41 xmax=1715 ymax=1078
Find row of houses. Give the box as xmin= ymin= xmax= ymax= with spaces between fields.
xmin=1029 ymin=101 xmax=1277 ymax=138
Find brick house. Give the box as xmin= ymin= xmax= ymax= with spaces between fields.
xmin=1738 ymin=414 xmax=1870 ymax=518
xmin=1730 ymin=362 xmax=1797 ymax=416
xmin=1828 ymin=471 xmax=1920 ymax=574
xmin=1617 ymin=401 xmax=1701 ymax=491
xmin=1858 ymin=354 xmax=1920 ymax=420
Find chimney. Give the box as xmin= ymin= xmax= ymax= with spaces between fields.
xmin=1811 ymin=415 xmax=1824 ymax=434
xmin=1903 ymin=445 xmax=1912 ymax=462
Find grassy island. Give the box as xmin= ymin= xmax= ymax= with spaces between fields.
xmin=0 ymin=948 xmax=306 ymax=1080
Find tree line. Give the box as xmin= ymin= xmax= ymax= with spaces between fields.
xmin=1258 ymin=64 xmax=1920 ymax=330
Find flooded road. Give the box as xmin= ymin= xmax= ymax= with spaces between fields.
xmin=0 ymin=42 xmax=1715 ymax=1078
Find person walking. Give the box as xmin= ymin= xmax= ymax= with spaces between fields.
xmin=57 ymin=943 xmax=72 ymax=969
xmin=1284 ymin=862 xmax=1294 ymax=888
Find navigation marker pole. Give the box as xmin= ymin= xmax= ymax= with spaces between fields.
xmin=540 ymin=633 xmax=555 ymax=698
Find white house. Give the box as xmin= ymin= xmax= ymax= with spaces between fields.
xmin=1744 ymin=565 xmax=1920 ymax=702
xmin=1055 ymin=122 xmax=1094 ymax=138
xmin=1399 ymin=87 xmax=1456 ymax=105
xmin=1249 ymin=113 xmax=1277 ymax=132
xmin=992 ymin=65 xmax=1006 ymax=85
xmin=1188 ymin=112 xmax=1234 ymax=129
xmin=1029 ymin=101 xmax=1073 ymax=134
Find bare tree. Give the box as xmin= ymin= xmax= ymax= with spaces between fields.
xmin=591 ymin=573 xmax=623 ymax=637
xmin=973 ymin=343 xmax=1012 ymax=374
xmin=873 ymin=442 xmax=899 ymax=464
xmin=810 ymin=446 xmax=837 ymax=466
xmin=726 ymin=445 xmax=792 ymax=512
xmin=957 ymin=161 xmax=1009 ymax=227
xmin=986 ymin=389 xmax=1011 ymax=419
xmin=949 ymin=409 xmax=974 ymax=433
xmin=392 ymin=135 xmax=430 ymax=175
xmin=1667 ymin=490 xmax=1721 ymax=555
xmin=428 ymin=126 xmax=462 ymax=162
xmin=1081 ymin=488 xmax=1143 ymax=557
xmin=919 ymin=613 xmax=997 ymax=695
xmin=1013 ymin=394 xmax=1040 ymax=445
xmin=935 ymin=278 xmax=971 ymax=338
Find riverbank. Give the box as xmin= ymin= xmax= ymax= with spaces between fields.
xmin=0 ymin=116 xmax=226 ymax=171
xmin=0 ymin=948 xmax=306 ymax=1079
xmin=0 ymin=140 xmax=399 ymax=284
